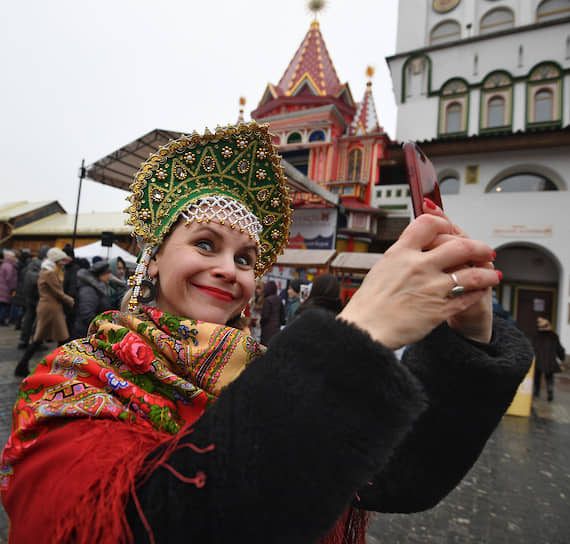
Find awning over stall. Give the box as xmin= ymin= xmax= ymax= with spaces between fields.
xmin=275 ymin=248 xmax=337 ymax=268
xmin=87 ymin=130 xmax=181 ymax=190
xmin=86 ymin=129 xmax=340 ymax=206
xmin=330 ymin=252 xmax=382 ymax=274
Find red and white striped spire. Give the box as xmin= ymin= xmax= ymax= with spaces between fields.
xmin=348 ymin=66 xmax=383 ymax=136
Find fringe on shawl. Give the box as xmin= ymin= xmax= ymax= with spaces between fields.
xmin=319 ymin=506 xmax=371 ymax=544
xmin=46 ymin=419 xmax=367 ymax=544
xmin=49 ymin=419 xmax=210 ymax=544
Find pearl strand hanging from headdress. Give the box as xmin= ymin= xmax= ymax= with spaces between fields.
xmin=128 ymin=246 xmax=154 ymax=313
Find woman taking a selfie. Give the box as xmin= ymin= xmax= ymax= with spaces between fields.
xmin=1 ymin=122 xmax=531 ymax=543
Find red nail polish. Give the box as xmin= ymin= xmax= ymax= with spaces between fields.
xmin=424 ymin=197 xmax=437 ymax=210
xmin=496 ymin=270 xmax=503 ymax=281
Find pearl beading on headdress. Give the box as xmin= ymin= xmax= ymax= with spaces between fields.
xmin=126 ymin=197 xmax=262 ymax=314
xmin=128 ymin=246 xmax=154 ymax=313
xmin=180 ymin=195 xmax=262 ymax=244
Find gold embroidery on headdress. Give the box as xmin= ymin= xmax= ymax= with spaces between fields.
xmin=126 ymin=122 xmax=292 ymax=278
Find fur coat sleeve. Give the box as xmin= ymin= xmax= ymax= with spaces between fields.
xmin=355 ymin=316 xmax=533 ymax=512
xmin=127 ymin=310 xmax=532 ymax=543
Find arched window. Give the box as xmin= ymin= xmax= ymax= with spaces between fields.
xmin=487 ymin=96 xmax=506 ymax=127
xmin=480 ymin=8 xmax=515 ymax=34
xmin=534 ymin=89 xmax=554 ymax=122
xmin=481 ymin=72 xmax=512 ymax=131
xmin=526 ymin=63 xmax=561 ymax=126
xmin=445 ymin=102 xmax=462 ymax=133
xmin=309 ymin=130 xmax=326 ymax=142
xmin=430 ymin=20 xmax=461 ymax=45
xmin=439 ymin=79 xmax=468 ymax=135
xmin=439 ymin=175 xmax=460 ymax=195
xmin=489 ymin=173 xmax=558 ymax=193
xmin=286 ymin=132 xmax=302 ymax=144
xmin=403 ymin=55 xmax=430 ymax=101
xmin=347 ymin=148 xmax=362 ymax=181
xmin=537 ymin=0 xmax=570 ymax=22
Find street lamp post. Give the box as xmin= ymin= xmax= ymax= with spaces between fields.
xmin=72 ymin=159 xmax=86 ymax=250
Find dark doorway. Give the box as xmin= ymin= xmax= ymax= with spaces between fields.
xmin=514 ymin=286 xmax=556 ymax=339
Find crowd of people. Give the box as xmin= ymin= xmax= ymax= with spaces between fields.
xmin=0 ymin=245 xmax=132 ymax=377
xmin=1 ymin=241 xmax=345 ymax=358
xmin=245 ymin=273 xmax=344 ymax=345
xmin=2 ymin=240 xmax=565 ymax=396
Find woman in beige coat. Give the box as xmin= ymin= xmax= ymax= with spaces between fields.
xmin=14 ymin=248 xmax=73 ymax=377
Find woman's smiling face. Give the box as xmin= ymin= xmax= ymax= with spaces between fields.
xmin=148 ymin=219 xmax=257 ymax=324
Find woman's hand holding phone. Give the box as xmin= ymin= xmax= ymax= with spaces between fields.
xmin=338 ymin=144 xmax=499 ymax=348
xmin=418 ymin=199 xmax=495 ymax=344
xmin=338 ymin=210 xmax=499 ymax=349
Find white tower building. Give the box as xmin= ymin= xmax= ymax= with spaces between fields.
xmin=385 ymin=0 xmax=570 ymax=347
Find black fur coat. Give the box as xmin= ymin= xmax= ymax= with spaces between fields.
xmin=127 ymin=309 xmax=532 ymax=543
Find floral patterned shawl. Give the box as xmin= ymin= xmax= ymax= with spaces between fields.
xmin=1 ymin=306 xmax=264 ymax=492
xmin=0 ymin=306 xmax=367 ymax=544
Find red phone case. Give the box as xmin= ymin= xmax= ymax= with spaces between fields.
xmin=403 ymin=142 xmax=443 ymax=217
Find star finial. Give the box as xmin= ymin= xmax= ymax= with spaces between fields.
xmin=308 ymin=0 xmax=326 ymax=20
xmin=366 ymin=65 xmax=375 ymax=88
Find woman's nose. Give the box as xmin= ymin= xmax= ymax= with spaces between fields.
xmin=212 ymin=253 xmax=237 ymax=282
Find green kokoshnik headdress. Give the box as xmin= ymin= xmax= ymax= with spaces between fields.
xmin=125 ymin=121 xmax=292 ymax=312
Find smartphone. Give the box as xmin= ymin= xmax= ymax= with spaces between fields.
xmin=403 ymin=142 xmax=443 ymax=218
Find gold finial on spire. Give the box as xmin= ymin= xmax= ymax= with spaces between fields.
xmin=366 ymin=65 xmax=375 ymax=88
xmin=308 ymin=0 xmax=326 ymax=20
xmin=237 ymin=96 xmax=246 ymax=123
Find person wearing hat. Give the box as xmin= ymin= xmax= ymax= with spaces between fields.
xmin=2 ymin=123 xmax=533 ymax=543
xmin=295 ymin=273 xmax=344 ymax=318
xmin=533 ymin=317 xmax=566 ymax=401
xmin=108 ymin=256 xmax=130 ymax=310
xmin=13 ymin=247 xmax=74 ymax=377
xmin=71 ymin=260 xmax=113 ymax=339
xmin=286 ymin=278 xmax=303 ymax=324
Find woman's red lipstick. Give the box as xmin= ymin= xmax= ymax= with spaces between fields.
xmin=194 ymin=284 xmax=234 ymax=302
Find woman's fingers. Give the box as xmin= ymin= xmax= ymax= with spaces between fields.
xmin=398 ymin=210 xmax=494 ymax=268
xmin=396 ymin=214 xmax=455 ymax=251
xmin=429 ymin=237 xmax=496 ymax=271
xmin=338 ymin=201 xmax=499 ymax=349
xmin=442 ymin=267 xmax=501 ymax=297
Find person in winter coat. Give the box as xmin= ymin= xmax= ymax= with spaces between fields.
xmin=71 ymin=261 xmax=113 ymax=339
xmin=17 ymin=245 xmax=50 ymax=349
xmin=295 ymin=273 xmax=344 ymax=318
xmin=14 ymin=248 xmax=74 ymax=377
xmin=108 ymin=256 xmax=129 ymax=310
xmin=532 ymin=317 xmax=566 ymax=402
xmin=10 ymin=250 xmax=32 ymax=328
xmin=0 ymin=250 xmax=18 ymax=326
xmin=286 ymin=278 xmax=302 ymax=323
xmin=249 ymin=280 xmax=264 ymax=342
xmin=260 ymin=280 xmax=282 ymax=345
xmin=62 ymin=244 xmax=83 ymax=332
xmin=1 ymin=124 xmax=533 ymax=544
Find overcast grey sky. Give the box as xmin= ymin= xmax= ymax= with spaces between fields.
xmin=1 ymin=0 xmax=399 ymax=214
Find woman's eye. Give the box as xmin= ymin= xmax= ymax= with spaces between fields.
xmin=195 ymin=240 xmax=213 ymax=252
xmin=235 ymin=254 xmax=253 ymax=267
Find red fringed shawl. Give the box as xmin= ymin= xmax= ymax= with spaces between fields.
xmin=1 ymin=307 xmax=368 ymax=543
